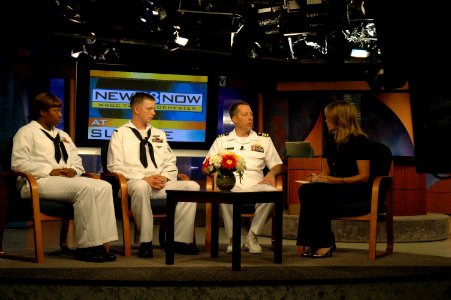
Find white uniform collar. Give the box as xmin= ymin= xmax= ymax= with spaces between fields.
xmin=126 ymin=121 xmax=152 ymax=131
xmin=31 ymin=120 xmax=56 ymax=134
xmin=229 ymin=129 xmax=258 ymax=144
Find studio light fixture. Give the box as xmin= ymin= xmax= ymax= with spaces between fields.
xmin=344 ymin=18 xmax=379 ymax=59
xmin=70 ymin=44 xmax=87 ymax=58
xmin=164 ymin=25 xmax=189 ymax=51
xmin=70 ymin=32 xmax=96 ymax=59
xmin=139 ymin=2 xmax=160 ymax=24
xmin=53 ymin=0 xmax=85 ymax=25
xmin=70 ymin=32 xmax=119 ymax=61
xmin=85 ymin=32 xmax=96 ymax=46
xmin=350 ymin=48 xmax=370 ymax=58
xmin=99 ymin=47 xmax=120 ymax=61
xmin=174 ymin=36 xmax=189 ymax=47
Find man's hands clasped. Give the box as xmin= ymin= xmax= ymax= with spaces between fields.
xmin=144 ymin=174 xmax=168 ymax=190
xmin=49 ymin=167 xmax=77 ymax=178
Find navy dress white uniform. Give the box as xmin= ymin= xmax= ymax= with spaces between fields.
xmin=206 ymin=129 xmax=283 ymax=241
xmin=11 ymin=121 xmax=119 ymax=249
xmin=107 ymin=121 xmax=199 ymax=245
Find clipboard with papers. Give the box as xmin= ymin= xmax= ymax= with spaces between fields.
xmin=296 ymin=180 xmax=311 ymax=184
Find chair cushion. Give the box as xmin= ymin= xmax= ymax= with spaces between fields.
xmin=40 ymin=200 xmax=74 ymax=218
xmin=241 ymin=203 xmax=256 ymax=213
xmin=6 ymin=198 xmax=73 ymax=220
xmin=151 ymin=199 xmax=167 ymax=214
xmin=2 ymin=137 xmax=74 ymax=221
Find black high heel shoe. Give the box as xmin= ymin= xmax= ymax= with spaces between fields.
xmin=301 ymin=247 xmax=317 ymax=258
xmin=312 ymin=245 xmax=336 ymax=258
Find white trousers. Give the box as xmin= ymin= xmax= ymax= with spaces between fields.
xmin=221 ymin=183 xmax=276 ymax=239
xmin=21 ymin=176 xmax=119 ymax=248
xmin=127 ymin=179 xmax=200 ymax=244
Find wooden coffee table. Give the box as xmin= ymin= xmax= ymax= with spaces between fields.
xmin=165 ymin=189 xmax=284 ymax=271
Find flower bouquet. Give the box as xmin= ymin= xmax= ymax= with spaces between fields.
xmin=201 ymin=150 xmax=246 ymax=183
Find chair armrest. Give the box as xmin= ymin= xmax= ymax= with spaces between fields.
xmin=100 ymin=171 xmax=129 ymax=216
xmin=99 ymin=171 xmax=131 ymax=256
xmin=1 ymin=170 xmax=42 ymax=222
xmin=275 ymin=174 xmax=283 ymax=191
xmin=83 ymin=172 xmax=100 ymax=179
xmin=100 ymin=171 xmax=128 ymax=199
xmin=100 ymin=171 xmax=128 ymax=188
xmin=205 ymin=174 xmax=215 ymax=191
xmin=177 ymin=173 xmax=190 ymax=181
xmin=370 ymin=175 xmax=393 ymax=214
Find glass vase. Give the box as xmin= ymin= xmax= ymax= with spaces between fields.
xmin=216 ymin=172 xmax=236 ymax=191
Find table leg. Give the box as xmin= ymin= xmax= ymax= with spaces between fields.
xmin=0 ymin=183 xmax=5 ymax=254
xmin=205 ymin=203 xmax=212 ymax=252
xmin=274 ymin=195 xmax=283 ymax=264
xmin=165 ymin=197 xmax=176 ymax=265
xmin=211 ymin=203 xmax=219 ymax=258
xmin=232 ymin=202 xmax=241 ymax=271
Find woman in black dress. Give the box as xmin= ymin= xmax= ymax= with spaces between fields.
xmin=296 ymin=100 xmax=372 ymax=258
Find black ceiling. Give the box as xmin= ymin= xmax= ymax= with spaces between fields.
xmin=2 ymin=0 xmax=448 ymax=87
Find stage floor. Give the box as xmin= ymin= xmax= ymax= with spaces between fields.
xmin=1 ymin=221 xmax=451 ymax=299
xmin=1 ymin=219 xmax=451 ymax=269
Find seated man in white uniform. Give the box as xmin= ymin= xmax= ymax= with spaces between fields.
xmin=204 ymin=101 xmax=284 ymax=254
xmin=12 ymin=93 xmax=119 ymax=263
xmin=107 ymin=92 xmax=200 ymax=258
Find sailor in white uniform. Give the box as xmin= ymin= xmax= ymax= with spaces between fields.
xmin=205 ymin=101 xmax=284 ymax=254
xmin=107 ymin=92 xmax=200 ymax=257
xmin=12 ymin=93 xmax=118 ymax=263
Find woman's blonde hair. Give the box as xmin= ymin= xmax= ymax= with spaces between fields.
xmin=324 ymin=100 xmax=367 ymax=144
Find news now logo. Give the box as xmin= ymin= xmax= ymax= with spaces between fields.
xmin=91 ymin=89 xmax=204 ymax=111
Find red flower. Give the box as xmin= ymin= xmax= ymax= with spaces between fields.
xmin=221 ymin=154 xmax=237 ymax=170
xmin=201 ymin=157 xmax=212 ymax=174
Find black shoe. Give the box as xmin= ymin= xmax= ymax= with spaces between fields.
xmin=312 ymin=245 xmax=336 ymax=258
xmin=301 ymin=247 xmax=317 ymax=258
xmin=76 ymin=247 xmax=106 ymax=263
xmin=173 ymin=242 xmax=199 ymax=255
xmin=98 ymin=245 xmax=117 ymax=262
xmin=138 ymin=242 xmax=154 ymax=258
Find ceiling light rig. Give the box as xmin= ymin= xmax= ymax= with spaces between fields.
xmin=344 ymin=19 xmax=379 ymax=59
xmin=59 ymin=0 xmax=189 ymax=62
xmin=139 ymin=0 xmax=161 ymax=26
xmin=70 ymin=44 xmax=87 ymax=59
xmin=164 ymin=25 xmax=189 ymax=51
xmin=70 ymin=32 xmax=95 ymax=59
xmin=70 ymin=32 xmax=119 ymax=62
xmin=135 ymin=1 xmax=189 ymax=51
xmin=99 ymin=46 xmax=120 ymax=61
xmin=50 ymin=0 xmax=388 ymax=65
xmin=231 ymin=3 xmax=288 ymax=59
xmin=53 ymin=0 xmax=85 ymax=25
